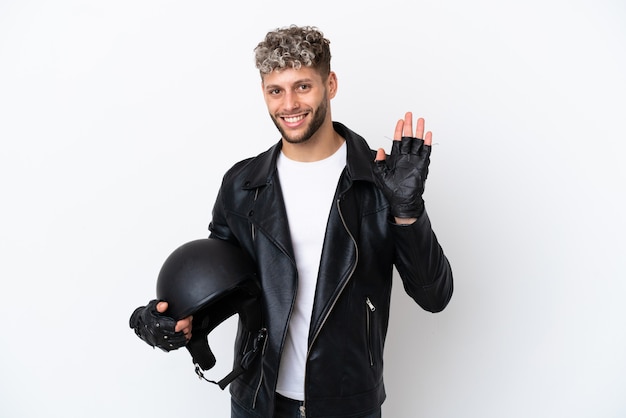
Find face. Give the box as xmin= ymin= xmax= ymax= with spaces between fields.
xmin=261 ymin=67 xmax=336 ymax=144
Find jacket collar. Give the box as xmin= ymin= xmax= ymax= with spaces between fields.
xmin=242 ymin=121 xmax=376 ymax=190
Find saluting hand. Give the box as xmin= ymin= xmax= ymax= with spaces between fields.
xmin=373 ymin=112 xmax=432 ymax=223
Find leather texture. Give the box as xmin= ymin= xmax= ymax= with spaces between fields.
xmin=129 ymin=299 xmax=187 ymax=352
xmin=373 ymin=136 xmax=430 ymax=218
xmin=207 ymin=122 xmax=453 ymax=418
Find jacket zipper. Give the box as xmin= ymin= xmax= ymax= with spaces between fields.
xmin=301 ymin=197 xmax=359 ymax=417
xmin=250 ymin=187 xmax=277 ymax=409
xmin=249 ymin=185 xmax=301 ymax=411
xmin=366 ymin=297 xmax=376 ymax=366
xmin=251 ymin=329 xmax=269 ymax=409
xmin=251 ymin=187 xmax=260 ymax=241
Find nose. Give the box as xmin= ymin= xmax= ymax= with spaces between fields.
xmin=283 ymin=91 xmax=300 ymax=111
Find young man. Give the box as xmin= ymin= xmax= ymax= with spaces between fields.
xmin=133 ymin=25 xmax=453 ymax=418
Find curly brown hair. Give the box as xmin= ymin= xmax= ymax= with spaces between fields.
xmin=254 ymin=25 xmax=331 ymax=79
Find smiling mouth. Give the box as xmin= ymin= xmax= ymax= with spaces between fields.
xmin=281 ymin=114 xmax=307 ymax=124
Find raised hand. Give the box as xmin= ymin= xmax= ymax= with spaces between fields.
xmin=373 ymin=112 xmax=432 ymax=221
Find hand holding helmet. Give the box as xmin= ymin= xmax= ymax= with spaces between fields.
xmin=129 ymin=299 xmax=190 ymax=352
xmin=129 ymin=238 xmax=264 ymax=390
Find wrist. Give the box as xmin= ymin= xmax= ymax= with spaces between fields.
xmin=394 ymin=217 xmax=417 ymax=225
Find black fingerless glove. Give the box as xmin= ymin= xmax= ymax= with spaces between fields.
xmin=373 ymin=136 xmax=430 ymax=219
xmin=129 ymin=299 xmax=187 ymax=352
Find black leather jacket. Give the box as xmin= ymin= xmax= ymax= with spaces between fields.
xmin=208 ymin=122 xmax=453 ymax=417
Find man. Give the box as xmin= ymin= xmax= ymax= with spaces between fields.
xmin=131 ymin=25 xmax=453 ymax=418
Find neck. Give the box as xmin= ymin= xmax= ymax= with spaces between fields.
xmin=281 ymin=121 xmax=344 ymax=162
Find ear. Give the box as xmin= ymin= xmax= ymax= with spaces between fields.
xmin=327 ymin=71 xmax=338 ymax=99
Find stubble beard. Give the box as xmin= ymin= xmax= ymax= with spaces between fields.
xmin=271 ymin=92 xmax=329 ymax=145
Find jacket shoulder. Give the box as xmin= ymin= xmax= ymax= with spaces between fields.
xmin=220 ymin=143 xmax=280 ymax=188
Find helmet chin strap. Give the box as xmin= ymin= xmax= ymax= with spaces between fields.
xmin=186 ymin=330 xmax=216 ymax=370
xmin=191 ymin=328 xmax=267 ymax=390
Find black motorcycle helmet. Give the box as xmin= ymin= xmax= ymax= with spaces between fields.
xmin=156 ymin=238 xmax=265 ymax=388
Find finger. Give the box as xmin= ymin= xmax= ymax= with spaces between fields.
xmin=424 ymin=131 xmax=432 ymax=146
xmin=175 ymin=315 xmax=193 ymax=333
xmin=393 ymin=119 xmax=404 ymax=141
xmin=374 ymin=148 xmax=386 ymax=161
xmin=178 ymin=325 xmax=192 ymax=340
xmin=403 ymin=112 xmax=414 ymax=137
xmin=156 ymin=301 xmax=168 ymax=313
xmin=415 ymin=117 xmax=425 ymax=140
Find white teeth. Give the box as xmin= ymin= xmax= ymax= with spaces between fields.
xmin=284 ymin=115 xmax=305 ymax=123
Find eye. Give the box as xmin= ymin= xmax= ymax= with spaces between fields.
xmin=297 ymin=84 xmax=310 ymax=91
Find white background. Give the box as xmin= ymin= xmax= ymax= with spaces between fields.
xmin=1 ymin=1 xmax=625 ymax=417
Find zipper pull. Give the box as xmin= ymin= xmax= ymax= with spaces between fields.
xmin=366 ymin=297 xmax=376 ymax=312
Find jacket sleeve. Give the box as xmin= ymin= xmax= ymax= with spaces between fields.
xmin=207 ymin=173 xmax=238 ymax=243
xmin=392 ymin=209 xmax=453 ymax=313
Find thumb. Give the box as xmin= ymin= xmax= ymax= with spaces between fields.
xmin=375 ymin=148 xmax=386 ymax=162
xmin=156 ymin=301 xmax=169 ymax=313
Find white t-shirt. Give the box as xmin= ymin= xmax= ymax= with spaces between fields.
xmin=275 ymin=142 xmax=347 ymax=400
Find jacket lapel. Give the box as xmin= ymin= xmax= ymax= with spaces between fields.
xmin=242 ymin=141 xmax=295 ymax=262
xmin=308 ymin=123 xmax=375 ymax=340
xmin=308 ymin=178 xmax=360 ymax=339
